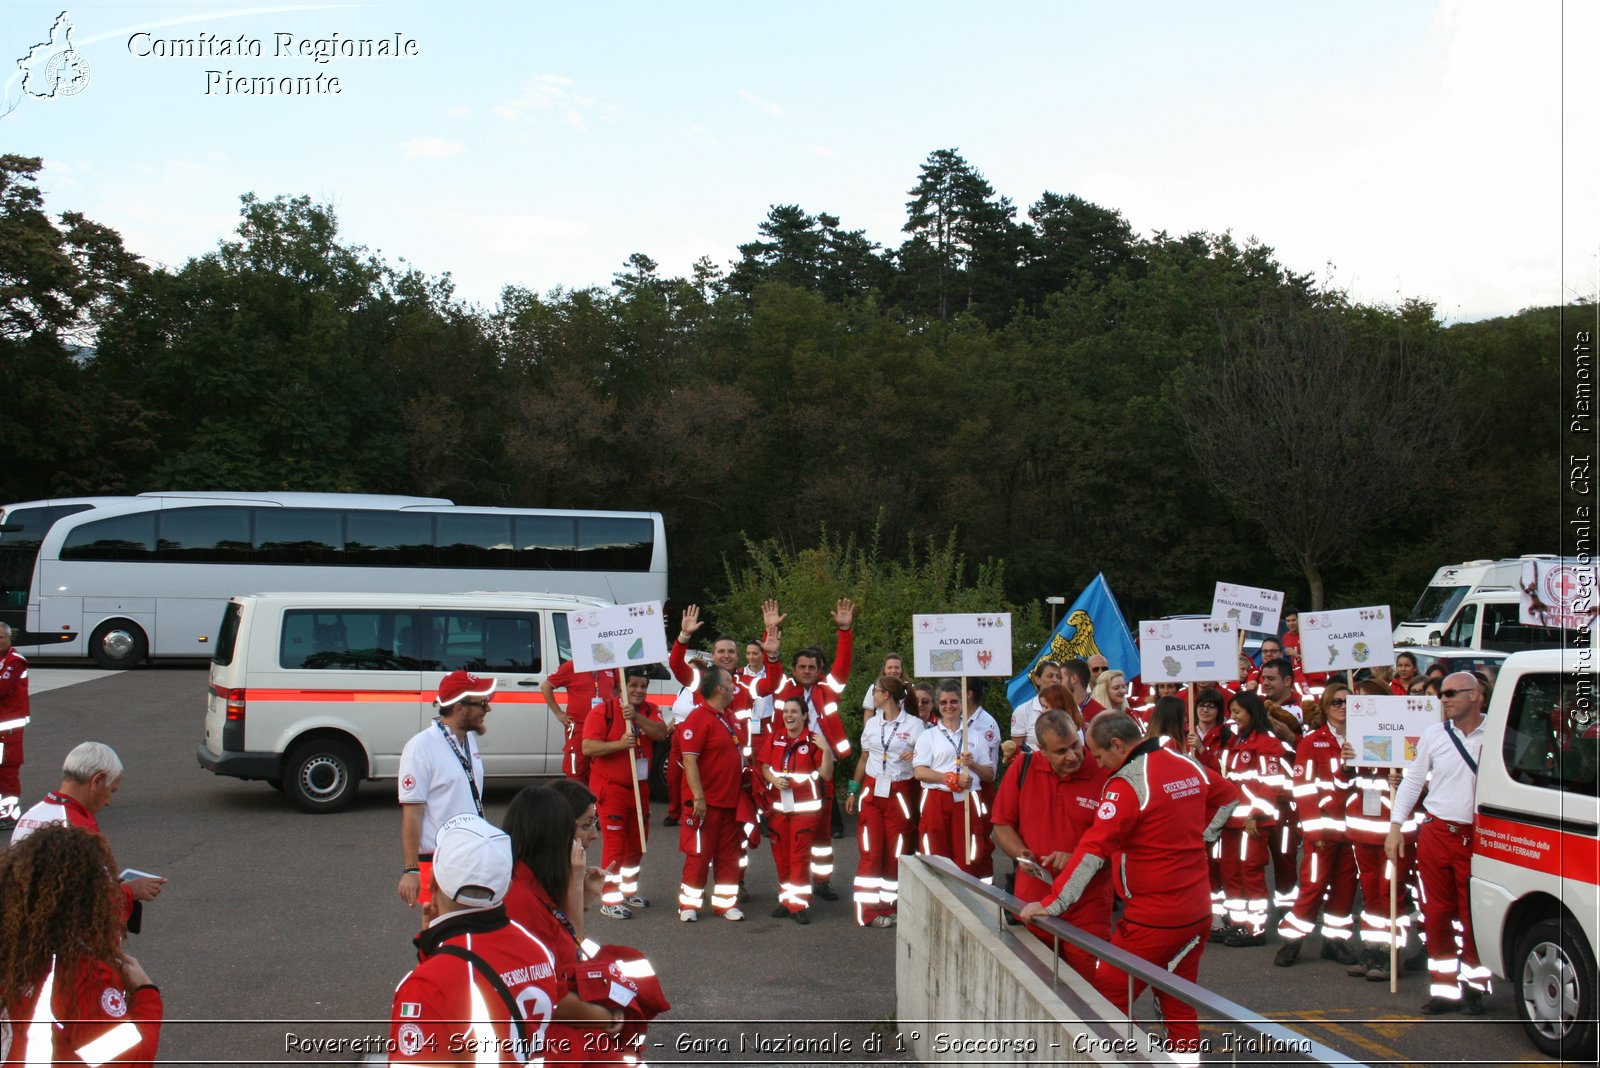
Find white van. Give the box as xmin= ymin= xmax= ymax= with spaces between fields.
xmin=1394 ymin=556 xmax=1569 ymax=647
xmin=195 ymin=592 xmax=669 ymax=813
xmin=1470 ymin=648 xmax=1598 ymax=1059
xmin=1432 ymin=589 xmax=1589 ymax=653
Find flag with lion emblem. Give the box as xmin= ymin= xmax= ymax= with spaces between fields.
xmin=1006 ymin=573 xmax=1139 ymax=709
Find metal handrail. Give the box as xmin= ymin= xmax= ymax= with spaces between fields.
xmin=916 ymin=855 xmax=1369 ymax=1066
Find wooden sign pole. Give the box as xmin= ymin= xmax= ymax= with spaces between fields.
xmin=960 ymin=675 xmax=972 ymax=865
xmin=618 ymin=667 xmax=648 ymax=853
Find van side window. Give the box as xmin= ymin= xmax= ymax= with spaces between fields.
xmin=433 ymin=611 xmax=540 ymax=673
xmin=1483 ymin=601 xmax=1586 ymax=652
xmin=1500 ymin=671 xmax=1599 ymax=797
xmin=280 ymin=609 xmax=432 ymax=670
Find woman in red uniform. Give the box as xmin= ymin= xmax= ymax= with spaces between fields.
xmin=1186 ymin=688 xmax=1233 ymax=935
xmin=502 ymin=786 xmax=626 ymax=1065
xmin=0 ymin=824 xmax=161 ymax=1067
xmin=845 ymin=676 xmax=924 ymax=928
xmin=758 ymin=697 xmax=833 ymax=923
xmin=1218 ymin=692 xmax=1290 ymax=946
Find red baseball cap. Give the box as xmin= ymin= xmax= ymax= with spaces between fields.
xmin=436 ymin=670 xmax=496 ymax=707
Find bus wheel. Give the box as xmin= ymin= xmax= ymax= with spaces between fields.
xmin=89 ymin=620 xmax=147 ymax=669
xmin=284 ymin=739 xmax=361 ymax=813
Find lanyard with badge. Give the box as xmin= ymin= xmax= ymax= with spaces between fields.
xmin=874 ymin=714 xmax=898 ymax=796
xmin=936 ymin=722 xmax=968 ymax=796
xmin=436 ymin=719 xmax=484 ymax=818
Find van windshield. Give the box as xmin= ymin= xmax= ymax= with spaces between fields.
xmin=1407 ymin=584 xmax=1469 ymax=625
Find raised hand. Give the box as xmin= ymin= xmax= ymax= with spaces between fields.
xmin=762 ymin=598 xmax=787 ymax=632
xmin=679 ymin=604 xmax=705 ymax=638
xmin=832 ymin=598 xmax=856 ymax=629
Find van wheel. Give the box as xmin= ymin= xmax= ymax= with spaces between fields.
xmin=89 ymin=620 xmax=147 ymax=669
xmin=284 ymin=740 xmax=361 ymax=813
xmin=1516 ymin=916 xmax=1598 ymax=1059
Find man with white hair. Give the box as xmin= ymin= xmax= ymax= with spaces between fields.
xmin=11 ymin=741 xmax=166 ymax=923
xmin=389 ymin=814 xmax=566 ymax=1064
xmin=0 ymin=621 xmax=29 ymax=837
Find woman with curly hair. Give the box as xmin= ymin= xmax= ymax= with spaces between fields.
xmin=0 ymin=823 xmax=161 ymax=1065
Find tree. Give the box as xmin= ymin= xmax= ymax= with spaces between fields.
xmin=1020 ymin=191 xmax=1140 ymax=309
xmin=1178 ymin=298 xmax=1466 ymax=609
xmin=896 ymin=149 xmax=1021 ymax=322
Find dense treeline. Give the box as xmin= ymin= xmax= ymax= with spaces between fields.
xmin=0 ymin=149 xmax=1568 ymax=620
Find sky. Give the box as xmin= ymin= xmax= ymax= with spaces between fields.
xmin=2 ymin=1 xmax=1594 ymax=324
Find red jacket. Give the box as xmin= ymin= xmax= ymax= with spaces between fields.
xmin=1291 ymin=724 xmax=1351 ymax=842
xmin=1221 ymin=731 xmax=1290 ymax=827
xmin=0 ymin=648 xmax=29 ymax=735
xmin=1040 ymin=740 xmax=1239 ymax=927
xmin=756 ymin=730 xmax=826 ymax=814
xmin=11 ymin=792 xmax=139 ymax=925
xmin=1 ymin=958 xmax=161 ymax=1067
xmin=677 ymin=701 xmax=744 ymax=810
xmin=668 ymin=643 xmax=780 ymax=751
xmin=772 ymin=628 xmax=854 ymax=758
xmin=391 ymin=906 xmax=560 ymax=1064
xmin=583 ymin=697 xmax=662 ymax=795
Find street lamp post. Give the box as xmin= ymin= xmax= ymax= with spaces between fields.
xmin=1046 ymin=595 xmax=1065 ymax=630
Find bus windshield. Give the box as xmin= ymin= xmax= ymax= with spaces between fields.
xmin=0 ymin=503 xmax=99 ymax=610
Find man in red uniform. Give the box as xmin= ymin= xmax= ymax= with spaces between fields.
xmin=583 ymin=666 xmax=671 ymax=920
xmin=1257 ymin=657 xmax=1304 ymax=914
xmin=677 ymin=666 xmax=747 ymax=921
xmin=390 ymin=814 xmax=562 ymax=1064
xmin=541 ymin=659 xmax=616 ymax=784
xmin=991 ymin=709 xmax=1110 ymax=979
xmin=10 ymin=741 xmax=165 ymax=927
xmin=1061 ymin=659 xmax=1105 ymax=726
xmin=771 ymin=598 xmax=855 ymax=899
xmin=1021 ymin=713 xmax=1239 ymax=1067
xmin=0 ymin=622 xmax=29 ymax=837
xmin=1275 ymin=690 xmax=1358 ymax=967
xmin=1387 ymin=671 xmax=1490 ymax=1015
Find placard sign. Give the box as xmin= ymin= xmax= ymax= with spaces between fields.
xmin=912 ymin=613 xmax=1013 ymax=677
xmin=569 ymin=601 xmax=669 ymax=673
xmin=1299 ymin=606 xmax=1395 ymax=673
xmin=1210 ymin=582 xmax=1285 ymax=635
xmin=1520 ymin=559 xmax=1598 ymax=629
xmin=1346 ymin=694 xmax=1440 ymax=769
xmin=1138 ymin=618 xmax=1235 ymax=683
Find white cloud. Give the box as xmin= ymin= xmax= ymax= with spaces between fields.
xmin=492 ymin=72 xmax=618 ymax=132
xmin=402 ymin=137 xmax=466 ymax=160
xmin=738 ymin=88 xmax=783 ymax=117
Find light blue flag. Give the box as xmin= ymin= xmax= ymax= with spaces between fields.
xmin=1007 ymin=573 xmax=1140 ymax=708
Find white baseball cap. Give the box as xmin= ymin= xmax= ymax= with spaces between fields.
xmin=432 ymin=814 xmax=512 ymax=907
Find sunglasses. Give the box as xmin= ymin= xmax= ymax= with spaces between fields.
xmin=1329 ymin=698 xmax=1347 ymax=706
xmin=1440 ymin=688 xmax=1477 ymax=699
xmin=461 ymin=699 xmax=492 ymax=709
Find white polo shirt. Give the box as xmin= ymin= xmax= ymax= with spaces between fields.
xmin=398 ymin=721 xmax=484 ymax=855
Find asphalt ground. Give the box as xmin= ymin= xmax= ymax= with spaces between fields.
xmin=9 ymin=664 xmax=1555 ymax=1067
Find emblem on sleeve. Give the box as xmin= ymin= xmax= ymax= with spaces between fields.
xmin=1096 ymin=800 xmax=1117 ymax=820
xmin=398 ymin=1022 xmax=425 ymax=1056
xmin=101 ymin=987 xmax=128 ymax=1017
xmin=400 ymin=774 xmax=416 ymax=791
xmin=682 ymin=728 xmax=693 ymax=740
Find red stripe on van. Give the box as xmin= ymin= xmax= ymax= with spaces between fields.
xmin=1475 ymin=812 xmax=1599 ymax=885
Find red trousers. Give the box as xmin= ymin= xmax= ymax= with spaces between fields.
xmin=665 ymin=729 xmax=683 ymax=821
xmin=1219 ymin=827 xmax=1273 ymax=935
xmin=0 ymin=729 xmax=21 ymax=822
xmin=1016 ymin=868 xmax=1110 ymax=981
xmin=853 ymin=779 xmax=915 ymax=925
xmin=1277 ymin=840 xmax=1357 ymax=943
xmin=807 ymin=788 xmax=836 ymax=885
xmin=561 ymin=723 xmax=591 ymax=783
xmin=596 ymin=781 xmax=648 ymax=907
xmin=1352 ymin=840 xmax=1416 ymax=950
xmin=1094 ymin=914 xmax=1212 ymax=1065
xmin=768 ymin=810 xmax=817 ymax=912
xmin=918 ymin=790 xmax=985 ymax=877
xmin=1267 ymin=800 xmax=1299 ymax=908
xmin=678 ymin=805 xmax=741 ymax=914
xmin=1417 ymin=817 xmax=1486 ymax=999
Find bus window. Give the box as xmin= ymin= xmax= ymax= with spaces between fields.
xmin=60 ymin=513 xmax=156 ymax=561
xmin=0 ymin=503 xmax=96 ymax=607
xmin=346 ymin=511 xmax=433 ymax=566
xmin=158 ymin=507 xmax=251 ymax=562
xmin=516 ymin=516 xmax=576 ymax=570
xmin=577 ymin=517 xmax=653 ymax=570
xmin=255 ymin=509 xmax=343 ymax=565
xmin=437 ymin=515 xmax=513 ymax=569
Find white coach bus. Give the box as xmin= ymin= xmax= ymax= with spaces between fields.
xmin=2 ymin=492 xmax=668 ymax=667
